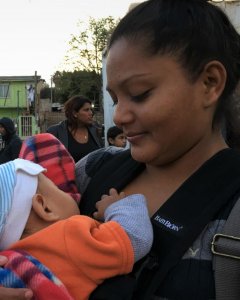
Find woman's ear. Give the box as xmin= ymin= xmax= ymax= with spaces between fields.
xmin=201 ymin=60 xmax=227 ymax=108
xmin=32 ymin=194 xmax=60 ymax=222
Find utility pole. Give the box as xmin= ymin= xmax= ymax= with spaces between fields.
xmin=34 ymin=71 xmax=39 ymax=125
xmin=50 ymin=75 xmax=53 ymax=104
xmin=17 ymin=90 xmax=20 ymax=118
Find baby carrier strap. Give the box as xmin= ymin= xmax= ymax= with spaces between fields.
xmin=212 ymin=193 xmax=240 ymax=300
xmin=133 ymin=148 xmax=240 ymax=299
xmin=80 ymin=149 xmax=145 ymax=216
xmin=82 ymin=148 xmax=240 ymax=299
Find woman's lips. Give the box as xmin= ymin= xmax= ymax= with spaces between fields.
xmin=126 ymin=132 xmax=145 ymax=143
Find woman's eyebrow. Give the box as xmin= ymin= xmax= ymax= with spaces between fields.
xmin=106 ymin=73 xmax=151 ymax=91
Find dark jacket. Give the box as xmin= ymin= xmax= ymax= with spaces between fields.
xmin=0 ymin=117 xmax=22 ymax=164
xmin=79 ymin=148 xmax=240 ymax=300
xmin=47 ymin=120 xmax=103 ymax=150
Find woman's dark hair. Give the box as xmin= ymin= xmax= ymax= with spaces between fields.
xmin=107 ymin=0 xmax=240 ymax=130
xmin=107 ymin=126 xmax=123 ymax=145
xmin=64 ymin=95 xmax=92 ymax=132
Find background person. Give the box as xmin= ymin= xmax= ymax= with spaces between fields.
xmin=0 ymin=117 xmax=22 ymax=164
xmin=107 ymin=125 xmax=127 ymax=148
xmin=47 ymin=95 xmax=102 ymax=163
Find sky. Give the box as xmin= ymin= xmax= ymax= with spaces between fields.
xmin=0 ymin=0 xmax=141 ymax=84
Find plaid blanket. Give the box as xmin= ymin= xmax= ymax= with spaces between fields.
xmin=0 ymin=249 xmax=73 ymax=300
xmin=19 ymin=133 xmax=80 ymax=203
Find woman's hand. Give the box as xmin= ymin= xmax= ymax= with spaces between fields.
xmin=0 ymin=287 xmax=33 ymax=300
xmin=0 ymin=256 xmax=33 ymax=299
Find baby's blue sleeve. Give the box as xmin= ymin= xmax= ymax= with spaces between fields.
xmin=104 ymin=195 xmax=153 ymax=262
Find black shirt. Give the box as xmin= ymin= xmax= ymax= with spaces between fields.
xmin=67 ymin=129 xmax=99 ymax=162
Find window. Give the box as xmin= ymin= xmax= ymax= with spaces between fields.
xmin=0 ymin=84 xmax=10 ymax=98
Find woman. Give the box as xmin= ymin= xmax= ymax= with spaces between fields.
xmin=2 ymin=0 xmax=240 ymax=299
xmin=47 ymin=95 xmax=102 ymax=162
xmin=77 ymin=0 xmax=240 ymax=299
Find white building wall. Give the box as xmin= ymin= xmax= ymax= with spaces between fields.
xmin=213 ymin=1 xmax=240 ymax=32
xmin=102 ymin=55 xmax=115 ymax=146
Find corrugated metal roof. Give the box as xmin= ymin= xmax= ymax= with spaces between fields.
xmin=0 ymin=76 xmax=41 ymax=82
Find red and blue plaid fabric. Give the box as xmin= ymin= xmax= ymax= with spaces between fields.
xmin=0 ymin=249 xmax=74 ymax=300
xmin=19 ymin=133 xmax=80 ymax=203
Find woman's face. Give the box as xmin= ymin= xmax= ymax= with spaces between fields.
xmin=106 ymin=39 xmax=215 ymax=166
xmin=0 ymin=125 xmax=6 ymax=136
xmin=74 ymin=102 xmax=93 ymax=125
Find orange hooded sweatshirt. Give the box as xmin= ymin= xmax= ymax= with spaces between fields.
xmin=10 ymin=215 xmax=134 ymax=300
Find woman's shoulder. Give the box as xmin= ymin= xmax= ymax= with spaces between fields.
xmin=75 ymin=146 xmax=127 ymax=194
xmin=87 ymin=124 xmax=104 ymax=147
xmin=47 ymin=120 xmax=66 ymax=133
xmin=11 ymin=134 xmax=22 ymax=144
xmin=76 ymin=146 xmax=126 ymax=167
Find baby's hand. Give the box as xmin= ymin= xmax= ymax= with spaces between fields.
xmin=93 ymin=188 xmax=125 ymax=221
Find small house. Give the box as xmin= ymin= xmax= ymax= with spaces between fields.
xmin=0 ymin=75 xmax=44 ymax=139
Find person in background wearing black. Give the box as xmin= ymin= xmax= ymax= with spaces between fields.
xmin=0 ymin=117 xmax=22 ymax=164
xmin=47 ymin=95 xmax=102 ymax=163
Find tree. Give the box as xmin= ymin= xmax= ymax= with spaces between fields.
xmin=40 ymin=86 xmax=52 ymax=99
xmin=64 ymin=16 xmax=119 ymax=100
xmin=52 ymin=70 xmax=101 ymax=106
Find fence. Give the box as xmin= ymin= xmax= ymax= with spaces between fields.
xmin=18 ymin=115 xmax=39 ymax=140
xmin=40 ymin=112 xmax=65 ymax=132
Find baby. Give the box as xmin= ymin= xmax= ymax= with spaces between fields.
xmin=0 ymin=158 xmax=153 ymax=300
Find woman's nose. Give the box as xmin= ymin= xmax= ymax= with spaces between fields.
xmin=113 ymin=102 xmax=134 ymax=127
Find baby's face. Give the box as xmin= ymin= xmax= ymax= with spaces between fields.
xmin=37 ymin=173 xmax=80 ymax=219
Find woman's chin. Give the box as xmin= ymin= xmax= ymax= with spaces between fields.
xmin=130 ymin=146 xmax=148 ymax=163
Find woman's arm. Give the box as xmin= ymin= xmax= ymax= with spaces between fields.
xmin=0 ymin=256 xmax=33 ymax=300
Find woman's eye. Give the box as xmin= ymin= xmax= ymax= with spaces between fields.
xmin=107 ymin=91 xmax=118 ymax=106
xmin=131 ymin=90 xmax=151 ymax=102
xmin=111 ymin=98 xmax=118 ymax=107
xmin=110 ymin=95 xmax=118 ymax=106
